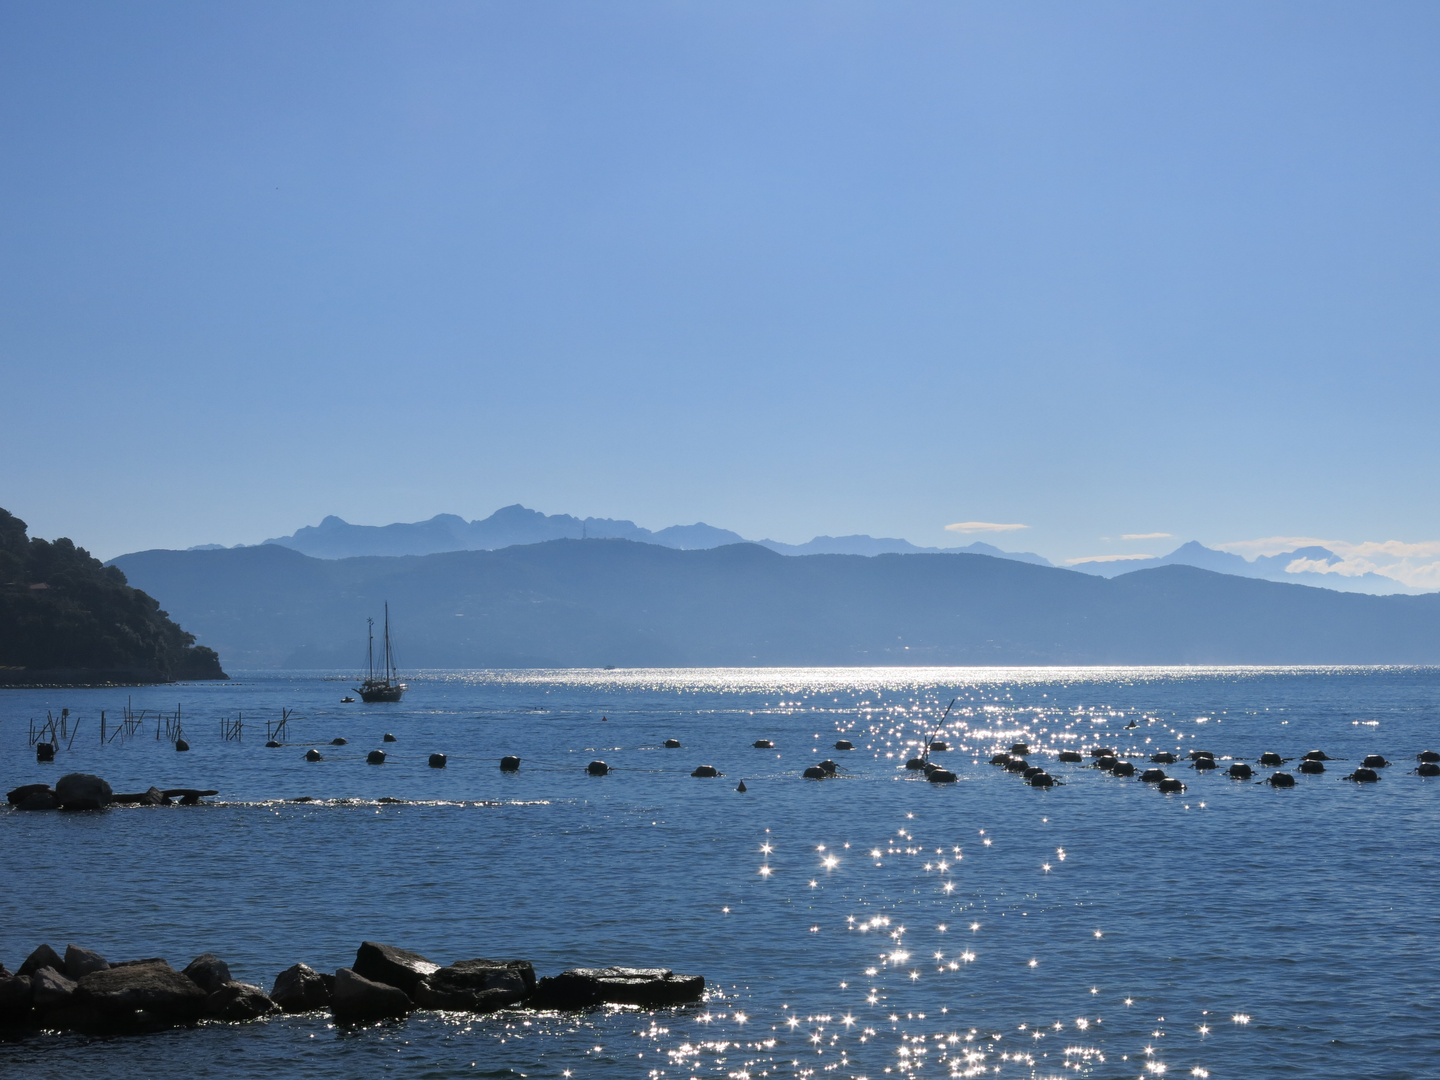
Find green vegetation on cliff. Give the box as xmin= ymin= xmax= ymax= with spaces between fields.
xmin=0 ymin=508 xmax=226 ymax=684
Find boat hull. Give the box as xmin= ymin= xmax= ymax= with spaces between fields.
xmin=357 ymin=682 xmax=406 ymax=703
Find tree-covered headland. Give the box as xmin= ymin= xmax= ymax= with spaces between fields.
xmin=0 ymin=508 xmax=226 ymax=685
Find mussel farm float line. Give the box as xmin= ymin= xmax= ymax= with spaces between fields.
xmin=14 ymin=721 xmax=1440 ymax=806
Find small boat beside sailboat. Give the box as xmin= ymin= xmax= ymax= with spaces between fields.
xmin=356 ymin=602 xmax=406 ymax=703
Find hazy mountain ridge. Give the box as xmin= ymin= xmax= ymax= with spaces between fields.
xmin=112 ymin=539 xmax=1440 ymax=669
xmin=256 ymin=505 xmax=749 ymax=558
xmin=208 ymin=507 xmax=1427 ymax=593
xmin=237 ymin=505 xmax=1054 ymax=565
xmin=756 ymin=535 xmax=1052 ymax=564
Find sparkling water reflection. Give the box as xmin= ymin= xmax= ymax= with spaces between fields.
xmin=2 ymin=666 xmax=1439 ymax=1077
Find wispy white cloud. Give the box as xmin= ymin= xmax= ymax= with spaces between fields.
xmin=1065 ymin=553 xmax=1155 ymax=565
xmin=1213 ymin=536 xmax=1328 ymax=558
xmin=1217 ymin=536 xmax=1440 ymax=590
xmin=1122 ymin=532 xmax=1173 ymax=540
xmin=1340 ymin=539 xmax=1440 ymax=560
xmin=945 ymin=521 xmax=1029 ymax=534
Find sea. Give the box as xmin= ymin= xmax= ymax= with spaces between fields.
xmin=1 ymin=666 xmax=1437 ymax=1079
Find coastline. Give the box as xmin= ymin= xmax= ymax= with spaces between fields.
xmin=0 ymin=669 xmax=230 ymax=690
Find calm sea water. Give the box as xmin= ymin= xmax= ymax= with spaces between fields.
xmin=2 ymin=666 xmax=1437 ymax=1079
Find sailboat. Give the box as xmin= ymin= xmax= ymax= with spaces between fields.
xmin=356 ymin=603 xmax=406 ymax=703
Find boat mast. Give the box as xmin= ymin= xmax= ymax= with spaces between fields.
xmin=383 ymin=602 xmax=394 ymax=683
xmin=367 ymin=617 xmax=375 ymax=683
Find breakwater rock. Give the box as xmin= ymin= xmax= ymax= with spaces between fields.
xmin=529 ymin=966 xmax=705 ymax=1009
xmin=270 ymin=962 xmax=332 ymax=1012
xmin=332 ymin=968 xmax=411 ymax=1022
xmin=1 ymin=939 xmax=705 ymax=1036
xmin=415 ymin=959 xmax=535 ymax=1012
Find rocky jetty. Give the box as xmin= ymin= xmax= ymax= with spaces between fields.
xmin=334 ymin=941 xmax=701 ymax=1019
xmin=0 ymin=939 xmax=704 ymax=1036
xmin=6 ymin=775 xmax=216 ymax=811
xmin=0 ymin=944 xmax=277 ymax=1033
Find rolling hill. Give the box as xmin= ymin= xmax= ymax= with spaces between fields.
xmin=109 ymin=539 xmax=1440 ymax=669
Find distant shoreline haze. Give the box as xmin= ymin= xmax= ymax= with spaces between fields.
xmin=110 ymin=538 xmax=1440 ymax=670
xmin=180 ymin=505 xmax=1422 ymax=597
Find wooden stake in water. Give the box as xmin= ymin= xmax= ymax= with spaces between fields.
xmin=921 ymin=698 xmax=958 ymax=765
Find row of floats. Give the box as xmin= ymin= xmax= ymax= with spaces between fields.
xmin=945 ymin=742 xmax=1440 ymax=791
xmin=489 ymin=738 xmax=1440 ymax=790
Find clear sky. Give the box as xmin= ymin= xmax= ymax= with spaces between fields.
xmin=3 ymin=1 xmax=1439 ymax=582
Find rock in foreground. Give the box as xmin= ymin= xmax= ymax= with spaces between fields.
xmin=352 ymin=941 xmax=440 ymax=997
xmin=6 ymin=783 xmax=52 ymax=806
xmin=16 ymin=789 xmax=61 ymax=811
xmin=331 ymin=967 xmax=412 ymax=1022
xmin=64 ymin=944 xmax=109 ymax=980
xmin=75 ymin=960 xmax=208 ymax=1024
xmin=18 ymin=944 xmax=65 ymax=978
xmin=31 ymin=967 xmax=77 ymax=1008
xmin=271 ymin=962 xmax=332 ymax=1012
xmin=414 ymin=959 xmax=535 ymax=1012
xmin=205 ymin=981 xmax=279 ymax=1021
xmin=182 ymin=953 xmax=232 ymax=994
xmin=55 ymin=773 xmax=113 ymax=811
xmin=0 ymin=973 xmax=31 ymax=1024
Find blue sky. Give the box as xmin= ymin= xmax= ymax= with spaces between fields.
xmin=3 ymin=1 xmax=1439 ymax=582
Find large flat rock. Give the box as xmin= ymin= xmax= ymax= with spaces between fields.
xmin=530 ymin=967 xmax=705 ymax=1009
xmin=331 ymin=967 xmax=412 ymax=1022
xmin=414 ymin=959 xmax=535 ymax=1012
xmin=352 ymin=941 xmax=438 ymax=997
xmin=76 ymin=960 xmax=207 ymax=1022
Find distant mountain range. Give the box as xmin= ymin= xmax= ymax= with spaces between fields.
xmin=112 ymin=538 xmax=1440 ymax=669
xmin=199 ymin=503 xmax=1053 ymax=566
xmin=249 ymin=505 xmax=752 ymax=557
xmin=188 ymin=505 xmax=1421 ymax=595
